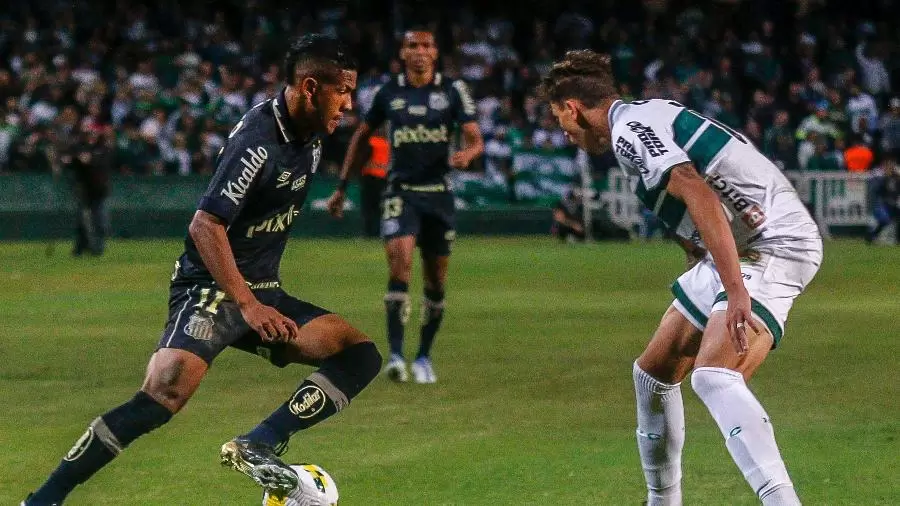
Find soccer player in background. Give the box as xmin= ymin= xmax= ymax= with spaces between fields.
xmin=327 ymin=27 xmax=483 ymax=384
xmin=23 ymin=35 xmax=382 ymax=505
xmin=540 ymin=51 xmax=823 ymax=505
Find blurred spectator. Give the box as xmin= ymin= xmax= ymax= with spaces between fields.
xmin=805 ymin=135 xmax=843 ymax=172
xmin=8 ymin=127 xmax=53 ymax=172
xmin=843 ymin=135 xmax=875 ymax=173
xmin=855 ymin=40 xmax=892 ymax=98
xmin=796 ymin=101 xmax=841 ymax=145
xmin=483 ymin=126 xmax=515 ymax=201
xmin=0 ymin=108 xmax=20 ymax=170
xmin=763 ymin=110 xmax=797 ymax=171
xmin=846 ymin=84 xmax=879 ymax=135
xmin=867 ymin=152 xmax=899 ymax=244
xmin=881 ymin=97 xmax=900 ymax=154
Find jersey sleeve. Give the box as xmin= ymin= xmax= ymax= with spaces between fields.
xmin=364 ymin=84 xmax=388 ymax=128
xmin=449 ymin=79 xmax=477 ymax=124
xmin=197 ymin=121 xmax=270 ymax=224
xmin=612 ymin=116 xmax=691 ymax=190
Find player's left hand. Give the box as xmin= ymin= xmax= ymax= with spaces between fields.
xmin=725 ymin=287 xmax=760 ymax=355
xmin=326 ymin=189 xmax=346 ymax=218
xmin=449 ymin=151 xmax=472 ymax=169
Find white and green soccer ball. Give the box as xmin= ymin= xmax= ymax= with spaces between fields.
xmin=262 ymin=464 xmax=339 ymax=506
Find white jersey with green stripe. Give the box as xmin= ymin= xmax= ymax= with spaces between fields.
xmin=608 ymin=98 xmax=820 ymax=254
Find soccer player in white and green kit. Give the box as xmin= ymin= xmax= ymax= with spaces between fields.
xmin=541 ymin=51 xmax=822 ymax=505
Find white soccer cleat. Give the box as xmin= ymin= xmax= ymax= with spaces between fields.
xmin=411 ymin=357 xmax=437 ymax=384
xmin=383 ymin=354 xmax=409 ymax=383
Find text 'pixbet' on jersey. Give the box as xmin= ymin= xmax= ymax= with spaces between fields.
xmin=392 ymin=124 xmax=449 ymax=147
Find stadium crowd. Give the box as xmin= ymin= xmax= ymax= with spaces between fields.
xmin=0 ymin=0 xmax=898 ymax=181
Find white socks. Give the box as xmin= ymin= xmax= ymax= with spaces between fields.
xmin=691 ymin=367 xmax=801 ymax=506
xmin=633 ymin=362 xmax=685 ymax=506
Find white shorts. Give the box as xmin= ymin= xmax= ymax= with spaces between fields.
xmin=671 ymin=244 xmax=822 ymax=347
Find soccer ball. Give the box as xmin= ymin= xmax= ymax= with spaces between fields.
xmin=262 ymin=464 xmax=339 ymax=506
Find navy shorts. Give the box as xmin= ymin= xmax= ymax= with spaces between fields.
xmin=381 ymin=189 xmax=456 ymax=256
xmin=156 ymin=283 xmax=331 ymax=367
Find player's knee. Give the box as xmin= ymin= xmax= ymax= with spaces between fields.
xmin=389 ymin=257 xmax=413 ymax=278
xmin=387 ymin=246 xmax=414 ymax=278
xmin=143 ymin=358 xmax=199 ymax=413
xmin=690 ymin=366 xmax=743 ymax=404
xmin=341 ymin=325 xmax=373 ymax=349
xmin=142 ymin=384 xmax=189 ymax=414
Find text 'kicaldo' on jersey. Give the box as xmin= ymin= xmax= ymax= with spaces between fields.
xmin=220 ymin=147 xmax=268 ymax=205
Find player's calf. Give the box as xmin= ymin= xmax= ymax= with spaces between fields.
xmin=417 ymin=287 xmax=444 ymax=360
xmin=384 ymin=279 xmax=411 ymax=359
xmin=26 ymin=349 xmax=204 ymax=504
xmin=26 ymin=391 xmax=174 ymax=505
xmin=691 ymin=314 xmax=799 ymax=505
xmin=633 ymin=307 xmax=699 ymax=506
xmin=241 ymin=331 xmax=382 ymax=451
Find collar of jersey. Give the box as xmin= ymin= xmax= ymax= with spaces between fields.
xmin=397 ymin=72 xmax=442 ymax=87
xmin=273 ymin=88 xmax=295 ymax=144
xmin=607 ymin=99 xmax=624 ymax=131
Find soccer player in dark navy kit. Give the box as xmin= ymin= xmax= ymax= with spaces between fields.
xmin=23 ymin=35 xmax=382 ymax=505
xmin=328 ymin=27 xmax=483 ymax=385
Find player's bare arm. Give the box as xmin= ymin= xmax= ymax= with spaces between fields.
xmin=552 ymin=208 xmax=585 ymax=234
xmin=449 ymin=121 xmax=484 ymax=169
xmin=665 ymin=162 xmax=759 ymax=353
xmin=327 ymin=122 xmax=373 ymax=217
xmin=188 ymin=210 xmax=298 ymax=341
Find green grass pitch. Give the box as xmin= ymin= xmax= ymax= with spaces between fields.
xmin=1 ymin=237 xmax=897 ymax=505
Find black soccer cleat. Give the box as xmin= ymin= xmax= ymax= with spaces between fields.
xmin=220 ymin=437 xmax=299 ymax=493
xmin=20 ymin=493 xmax=59 ymax=506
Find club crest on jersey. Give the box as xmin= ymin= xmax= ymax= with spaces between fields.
xmin=390 ymin=98 xmax=406 ymax=110
xmin=291 ymin=174 xmax=307 ymax=191
xmin=221 ymin=147 xmax=268 ymax=204
xmin=429 ymin=92 xmax=449 ymax=111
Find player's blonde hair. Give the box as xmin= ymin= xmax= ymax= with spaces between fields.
xmin=538 ymin=50 xmax=619 ymax=107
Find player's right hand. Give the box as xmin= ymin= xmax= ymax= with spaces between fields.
xmin=240 ymin=301 xmax=299 ymax=342
xmin=326 ymin=190 xmax=346 ymax=218
xmin=724 ymin=287 xmax=759 ymax=355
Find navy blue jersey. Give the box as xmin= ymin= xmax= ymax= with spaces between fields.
xmin=173 ymin=89 xmax=323 ymax=285
xmin=365 ymin=73 xmax=476 ymax=186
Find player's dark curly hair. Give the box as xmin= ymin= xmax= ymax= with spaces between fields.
xmin=283 ymin=33 xmax=358 ymax=85
xmin=538 ymin=50 xmax=619 ymax=107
